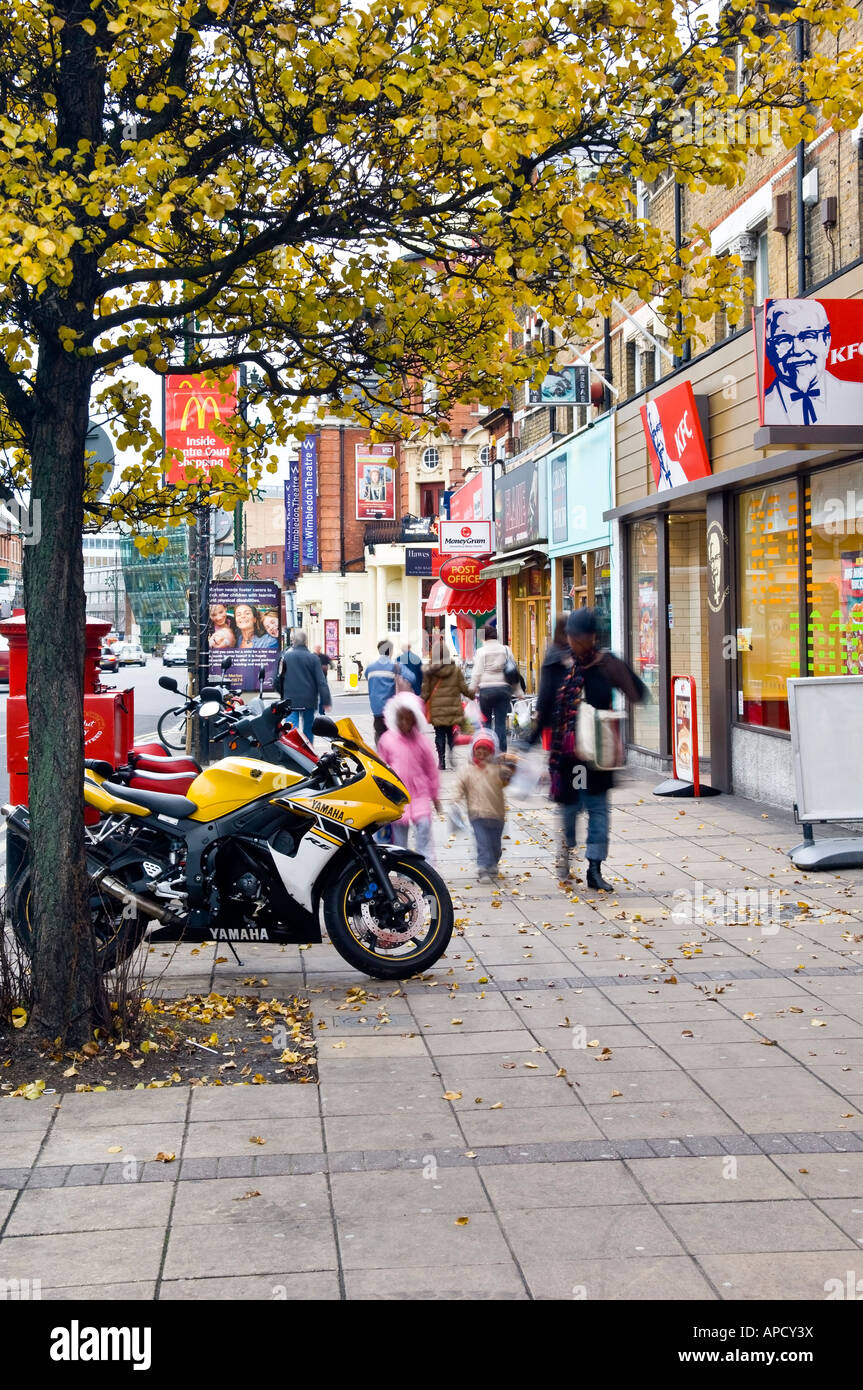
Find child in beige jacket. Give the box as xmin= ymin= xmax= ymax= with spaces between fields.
xmin=453 ymin=731 xmax=514 ymax=880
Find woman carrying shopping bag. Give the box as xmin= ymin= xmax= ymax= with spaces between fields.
xmin=550 ymin=608 xmax=648 ymax=890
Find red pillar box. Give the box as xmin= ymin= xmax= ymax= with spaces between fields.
xmin=0 ymin=615 xmax=135 ymax=806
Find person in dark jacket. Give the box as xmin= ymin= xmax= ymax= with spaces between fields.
xmin=398 ymin=641 xmax=423 ymax=697
xmin=549 ymin=608 xmax=648 ymax=890
xmin=529 ymin=615 xmax=572 ymax=749
xmin=421 ymin=649 xmax=471 ymax=770
xmin=277 ymin=630 xmax=331 ymax=743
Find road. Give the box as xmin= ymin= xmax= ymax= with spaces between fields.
xmin=0 ymin=663 xmax=375 ymax=805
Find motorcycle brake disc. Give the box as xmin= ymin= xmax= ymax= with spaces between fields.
xmin=359 ymin=876 xmax=427 ymax=948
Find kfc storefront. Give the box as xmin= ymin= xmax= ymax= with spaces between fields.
xmin=607 ymin=284 xmax=863 ymax=807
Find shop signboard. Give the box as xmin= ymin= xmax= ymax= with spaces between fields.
xmin=355 ymin=442 xmax=396 ymax=520
xmin=527 ymin=366 xmax=590 ymax=405
xmin=207 ymin=580 xmax=281 ymax=692
xmin=494 ymin=457 xmax=545 ymax=550
xmin=439 ymin=556 xmax=488 ymax=590
xmin=550 ymin=451 xmax=568 ymax=545
xmin=324 ymin=618 xmax=340 ymax=658
xmin=438 ymin=520 xmax=493 ymax=555
xmin=641 ymin=381 xmax=711 ymax=492
xmin=405 ymin=547 xmax=444 ymax=577
xmin=758 ymin=298 xmax=863 ymax=428
xmin=450 ymin=469 xmax=490 ymax=522
xmin=671 ymin=674 xmax=700 ymax=795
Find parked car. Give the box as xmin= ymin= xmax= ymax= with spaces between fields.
xmin=162 ymin=638 xmax=191 ymax=668
xmin=0 ymin=634 xmax=8 ymax=685
xmin=114 ymin=641 xmax=146 ymax=667
xmin=99 ymin=644 xmax=119 ymax=673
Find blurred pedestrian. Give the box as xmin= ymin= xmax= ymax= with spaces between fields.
xmin=397 ymin=640 xmax=423 ymax=697
xmin=469 ymin=622 xmax=522 ymax=752
xmin=529 ymin=614 xmax=572 ymax=751
xmin=277 ymin=630 xmax=331 ymax=743
xmin=549 ymin=608 xmax=647 ymax=889
xmin=377 ymin=693 xmax=441 ymax=864
xmin=313 ymin=644 xmax=333 ymax=715
xmin=366 ymin=639 xmax=398 ymax=744
xmin=422 ymin=646 xmax=471 ymax=770
xmin=452 ymin=730 xmax=511 ymax=881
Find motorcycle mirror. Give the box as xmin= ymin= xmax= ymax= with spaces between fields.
xmin=221 ymin=656 xmax=232 ymax=671
xmin=200 ymin=686 xmax=224 ymax=702
xmin=199 ymin=700 xmax=221 ymax=719
xmin=159 ymin=675 xmax=179 ymax=693
xmin=312 ymin=715 xmax=339 ymax=740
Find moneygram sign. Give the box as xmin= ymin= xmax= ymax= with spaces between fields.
xmin=438 ymin=520 xmax=493 ymax=556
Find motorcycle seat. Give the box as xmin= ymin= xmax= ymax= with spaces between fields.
xmin=85 ymin=759 xmax=114 ymax=778
xmin=100 ymin=781 xmax=197 ymax=819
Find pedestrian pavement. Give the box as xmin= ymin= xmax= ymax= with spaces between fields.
xmin=3 ymin=721 xmax=863 ymax=1301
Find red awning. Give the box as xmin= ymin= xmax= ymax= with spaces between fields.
xmin=424 ymin=578 xmax=496 ymax=617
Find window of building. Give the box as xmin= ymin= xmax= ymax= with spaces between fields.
xmin=386 ymin=601 xmax=401 ymax=634
xmin=737 ymin=479 xmax=801 ymax=731
xmin=807 ymin=461 xmax=863 ymax=679
xmin=345 ymin=602 xmax=362 ymax=636
xmin=421 ymin=446 xmax=440 ymax=471
xmin=629 ymin=520 xmax=661 ymax=751
xmin=478 ymin=444 xmax=492 ymax=466
xmin=420 ymin=483 xmax=443 ymax=518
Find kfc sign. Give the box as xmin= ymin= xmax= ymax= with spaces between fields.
xmin=759 ymin=298 xmax=863 ymax=427
xmin=438 ymin=520 xmax=493 ymax=555
xmin=640 ymin=381 xmax=711 ymax=492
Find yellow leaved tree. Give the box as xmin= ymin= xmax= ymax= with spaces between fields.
xmin=0 ymin=0 xmax=857 ymax=1041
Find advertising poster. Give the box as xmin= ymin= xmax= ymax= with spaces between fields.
xmin=164 ymin=370 xmax=238 ymax=484
xmin=672 ymin=674 xmax=700 ymax=793
xmin=527 ymin=366 xmax=590 ymax=405
xmin=300 ymin=435 xmax=318 ymax=568
xmin=840 ymin=550 xmax=863 ymax=674
xmin=355 ymin=442 xmax=396 ymax=520
xmin=641 ymin=380 xmax=711 ymax=492
xmin=760 ymin=298 xmax=863 ymax=427
xmin=284 ymin=460 xmax=300 ymax=582
xmin=324 ymin=619 xmax=340 ymax=658
xmin=208 ymin=580 xmax=281 ymax=692
xmin=550 ymin=450 xmax=568 ymax=545
xmin=638 ymin=581 xmax=657 ymax=668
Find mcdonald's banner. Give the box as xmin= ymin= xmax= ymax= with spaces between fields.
xmin=164 ymin=370 xmax=239 ymax=484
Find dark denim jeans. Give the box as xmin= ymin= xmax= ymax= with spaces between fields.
xmin=478 ymin=687 xmax=511 ymax=751
xmin=472 ymin=817 xmax=503 ymax=871
xmin=561 ymin=791 xmax=610 ymax=861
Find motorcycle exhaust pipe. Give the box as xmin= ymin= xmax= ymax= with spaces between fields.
xmin=89 ymin=867 xmax=186 ymax=931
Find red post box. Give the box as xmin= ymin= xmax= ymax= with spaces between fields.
xmin=0 ymin=614 xmax=135 ymax=806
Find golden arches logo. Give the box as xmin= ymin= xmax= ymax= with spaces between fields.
xmin=179 ymin=394 xmax=223 ymax=431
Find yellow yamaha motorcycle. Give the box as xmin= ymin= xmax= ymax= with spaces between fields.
xmin=5 ymin=715 xmax=453 ymax=980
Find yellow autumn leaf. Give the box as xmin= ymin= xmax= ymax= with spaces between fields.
xmin=443 ymin=1091 xmax=462 ymax=1101
xmin=249 ymin=1135 xmax=266 ymax=1145
xmin=155 ymin=1151 xmax=176 ymax=1162
xmin=11 ymin=1008 xmax=27 ymax=1029
xmin=455 ymin=1216 xmax=469 ymax=1226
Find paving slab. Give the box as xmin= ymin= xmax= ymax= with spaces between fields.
xmin=700 ymin=1250 xmax=861 ymax=1300
xmin=481 ymin=1159 xmax=643 ymax=1209
xmin=0 ymin=1227 xmax=165 ymax=1286
xmin=188 ymin=1085 xmax=320 ymax=1121
xmin=40 ymin=1283 xmax=158 ymax=1300
xmin=323 ymin=1112 xmax=464 ymax=1152
xmin=626 ymin=1155 xmax=804 ymax=1205
xmin=520 ymin=1255 xmax=716 ymax=1300
xmin=336 ymin=1211 xmax=511 ymax=1269
xmin=330 ymin=1168 xmax=490 ymax=1220
xmin=343 ymin=1263 xmax=527 ymax=1299
xmin=183 ymin=1118 xmax=323 ymax=1159
xmin=6 ymin=1182 xmax=174 ymax=1236
xmin=497 ymin=1203 xmax=685 ymax=1261
xmin=159 ymin=1272 xmax=341 ymax=1300
xmin=162 ymin=1217 xmax=338 ymax=1280
xmin=658 ymin=1199 xmax=856 ymax=1255
xmin=36 ymin=1124 xmax=186 ymax=1168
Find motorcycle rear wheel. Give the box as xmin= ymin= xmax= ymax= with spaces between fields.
xmin=324 ymin=853 xmax=453 ymax=979
xmin=9 ymin=867 xmax=149 ymax=974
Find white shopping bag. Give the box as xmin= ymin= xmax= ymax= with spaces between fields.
xmin=446 ymin=801 xmax=469 ymax=834
xmin=506 ymin=748 xmax=546 ymax=800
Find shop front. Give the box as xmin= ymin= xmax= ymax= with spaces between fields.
xmin=447 ymin=469 xmax=495 ymax=660
xmin=547 ymin=417 xmax=613 ymax=648
xmin=607 ymin=278 xmax=863 ymax=806
xmin=487 ymin=455 xmax=549 ymax=691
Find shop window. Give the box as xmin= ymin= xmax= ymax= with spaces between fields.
xmin=737 ymin=480 xmax=800 ymax=730
xmin=345 ymin=602 xmax=362 ymax=636
xmin=629 ymin=520 xmax=661 ymax=750
xmin=667 ymin=516 xmax=710 ymax=759
xmin=807 ymin=462 xmax=863 ymax=678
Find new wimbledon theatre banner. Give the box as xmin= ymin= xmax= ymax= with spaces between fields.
xmin=757 ymin=298 xmax=863 ymax=428
xmin=164 ymin=371 xmax=239 ymax=484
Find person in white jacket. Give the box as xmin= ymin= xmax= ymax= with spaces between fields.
xmin=469 ymin=623 xmax=523 ymax=752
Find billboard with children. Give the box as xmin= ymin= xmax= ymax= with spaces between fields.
xmin=207 ymin=580 xmax=281 ymax=692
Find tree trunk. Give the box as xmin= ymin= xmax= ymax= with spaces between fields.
xmin=24 ymin=344 xmax=99 ymax=1046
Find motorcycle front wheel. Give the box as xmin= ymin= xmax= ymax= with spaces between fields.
xmin=157 ymin=706 xmax=189 ymax=751
xmin=324 ymin=854 xmax=453 ymax=979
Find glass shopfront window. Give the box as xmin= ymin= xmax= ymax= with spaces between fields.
xmin=737 ymin=480 xmax=800 ymax=730
xmin=667 ymin=516 xmax=710 ymax=758
xmin=807 ymin=461 xmax=863 ymax=678
xmin=629 ymin=520 xmax=660 ymax=750
xmin=559 ymin=549 xmax=611 ymax=647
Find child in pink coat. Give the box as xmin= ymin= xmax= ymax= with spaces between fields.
xmin=377 ymin=692 xmax=441 ymax=864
